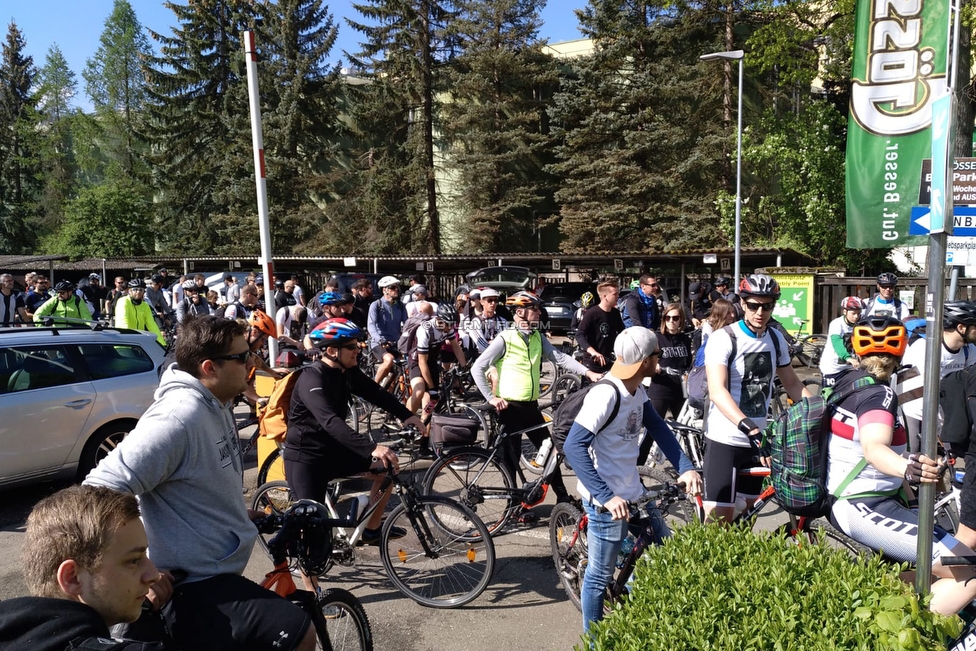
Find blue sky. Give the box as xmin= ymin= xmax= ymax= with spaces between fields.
xmin=4 ymin=0 xmax=588 ymax=111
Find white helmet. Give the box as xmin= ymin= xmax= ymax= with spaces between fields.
xmin=378 ymin=275 xmax=400 ymax=288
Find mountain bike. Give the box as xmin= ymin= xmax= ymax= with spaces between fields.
xmin=643 ymin=419 xmax=706 ymax=472
xmin=790 ymin=320 xmax=828 ymax=370
xmin=252 ymin=433 xmax=496 ymax=608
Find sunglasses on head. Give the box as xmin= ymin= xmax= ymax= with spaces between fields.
xmin=213 ymin=350 xmax=252 ymax=364
xmin=744 ymin=300 xmax=775 ymax=313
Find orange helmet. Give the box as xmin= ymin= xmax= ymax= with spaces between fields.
xmin=851 ymin=316 xmax=907 ymax=358
xmin=247 ymin=309 xmax=276 ymax=338
xmin=505 ymin=290 xmax=541 ymax=309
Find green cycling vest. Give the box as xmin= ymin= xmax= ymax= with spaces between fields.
xmin=495 ymin=329 xmax=543 ymax=402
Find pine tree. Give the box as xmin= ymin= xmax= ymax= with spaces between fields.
xmin=36 ymin=44 xmax=77 ymax=231
xmin=441 ymin=0 xmax=558 ymax=253
xmin=83 ymin=0 xmax=153 ymax=184
xmin=0 ymin=22 xmax=40 ymax=253
xmin=347 ymin=0 xmax=457 ymax=253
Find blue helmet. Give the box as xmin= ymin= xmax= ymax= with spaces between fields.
xmin=318 ymin=291 xmax=344 ymax=307
xmin=308 ymin=318 xmax=364 ymax=348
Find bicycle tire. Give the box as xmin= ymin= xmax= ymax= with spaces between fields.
xmin=251 ymin=480 xmax=295 ymax=559
xmin=257 ymin=445 xmax=285 ymax=487
xmin=549 ymin=501 xmax=586 ymax=612
xmin=637 ymin=466 xmax=695 ymax=528
xmin=380 ymin=495 xmax=495 ymax=608
xmin=519 ymin=410 xmax=555 ymax=476
xmin=316 ymin=588 xmax=374 ymax=651
xmin=801 ymin=334 xmax=828 ymax=366
xmin=780 ymin=519 xmax=873 ymax=560
xmin=549 ymin=373 xmax=582 ymax=409
xmin=422 ymin=447 xmax=515 ymax=536
xmin=538 ymin=358 xmax=557 ymax=398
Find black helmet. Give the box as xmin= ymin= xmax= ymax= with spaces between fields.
xmin=877 ymin=272 xmax=898 ymax=286
xmin=53 ymin=280 xmax=75 ymax=292
xmin=128 ymin=278 xmax=146 ymax=289
xmin=737 ymin=274 xmax=781 ymax=300
xmin=715 ymin=276 xmax=731 ymax=287
xmin=287 ymin=500 xmax=334 ymax=576
xmin=436 ymin=302 xmax=458 ymax=322
xmin=151 ymin=274 xmax=165 ymax=284
xmin=944 ymin=301 xmax=976 ymax=328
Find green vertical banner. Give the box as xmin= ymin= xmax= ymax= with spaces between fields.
xmin=846 ymin=0 xmax=950 ymax=248
xmin=770 ymin=274 xmax=815 ymax=336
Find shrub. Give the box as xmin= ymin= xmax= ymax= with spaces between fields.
xmin=583 ymin=525 xmax=962 ymax=651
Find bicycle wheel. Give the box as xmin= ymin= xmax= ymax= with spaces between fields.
xmin=519 ymin=410 xmax=554 ymax=476
xmin=316 ymin=588 xmax=374 ymax=651
xmin=257 ymin=445 xmax=285 ymax=487
xmin=538 ymin=358 xmax=557 ymax=398
xmin=637 ymin=466 xmax=695 ymax=528
xmin=422 ymin=447 xmax=515 ymax=536
xmin=549 ymin=501 xmax=586 ymax=612
xmin=380 ymin=495 xmax=495 ymax=608
xmin=783 ymin=519 xmax=873 ymax=560
xmin=801 ymin=334 xmax=828 ymax=366
xmin=251 ymin=480 xmax=295 ymax=558
xmin=549 ymin=373 xmax=582 ymax=409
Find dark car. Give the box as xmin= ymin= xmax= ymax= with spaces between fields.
xmin=539 ymin=282 xmax=598 ymax=335
xmin=328 ymin=273 xmax=384 ymax=295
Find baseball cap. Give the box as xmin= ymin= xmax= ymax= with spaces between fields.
xmin=689 ymin=282 xmax=701 ymax=294
xmin=469 ymin=288 xmax=482 ymax=300
xmin=341 ymin=293 xmax=355 ymax=305
xmin=611 ymin=327 xmax=659 ymax=380
xmin=413 ymin=285 xmax=428 ymax=297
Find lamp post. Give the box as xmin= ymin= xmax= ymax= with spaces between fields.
xmin=700 ymin=49 xmax=744 ymax=286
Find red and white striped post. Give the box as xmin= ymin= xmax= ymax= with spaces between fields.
xmin=243 ymin=30 xmax=278 ymax=362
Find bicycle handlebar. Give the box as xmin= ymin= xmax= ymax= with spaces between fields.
xmin=595 ymin=482 xmax=686 ymax=514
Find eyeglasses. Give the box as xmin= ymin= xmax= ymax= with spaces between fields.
xmin=664 ymin=315 xmax=681 ymax=321
xmin=212 ymin=351 xmax=252 ymax=364
xmin=743 ymin=301 xmax=776 ymax=313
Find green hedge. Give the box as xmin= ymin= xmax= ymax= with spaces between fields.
xmin=582 ymin=525 xmax=962 ymax=651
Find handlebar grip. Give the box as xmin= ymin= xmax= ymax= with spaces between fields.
xmin=941 ymin=556 xmax=976 ymax=566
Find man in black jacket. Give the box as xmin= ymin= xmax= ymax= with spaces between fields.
xmin=0 ymin=485 xmax=166 ymax=650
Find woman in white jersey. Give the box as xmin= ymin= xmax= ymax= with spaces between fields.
xmin=826 ymin=315 xmax=976 ymax=615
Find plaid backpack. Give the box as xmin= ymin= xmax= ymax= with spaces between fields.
xmin=768 ymin=375 xmax=878 ymax=517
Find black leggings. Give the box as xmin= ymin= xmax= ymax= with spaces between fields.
xmin=497 ymin=400 xmax=568 ymax=499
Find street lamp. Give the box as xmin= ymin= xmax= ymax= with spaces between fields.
xmin=700 ymin=49 xmax=744 ymax=287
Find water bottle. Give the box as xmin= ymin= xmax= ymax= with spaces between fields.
xmin=616 ymin=535 xmax=636 ymax=569
xmin=534 ymin=438 xmax=553 ymax=467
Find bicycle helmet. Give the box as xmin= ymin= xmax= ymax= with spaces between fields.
xmin=506 ymin=290 xmax=541 ymax=309
xmin=151 ymin=274 xmax=165 ymax=284
xmin=738 ymin=274 xmax=781 ymax=300
xmin=283 ymin=500 xmax=334 ymax=577
xmin=318 ymin=291 xmax=344 ymax=306
xmin=943 ymin=301 xmax=976 ymax=328
xmin=247 ymin=309 xmax=276 ymax=339
xmin=128 ymin=278 xmax=146 ymax=289
xmin=436 ymin=302 xmax=458 ymax=322
xmin=378 ymin=275 xmax=400 ymax=288
xmin=715 ymin=276 xmax=731 ymax=287
xmin=851 ymin=316 xmax=907 ymax=357
xmin=308 ymin=318 xmax=363 ymax=349
xmin=580 ymin=291 xmax=595 ymax=309
xmin=840 ymin=296 xmax=863 ymax=311
xmin=877 ymin=272 xmax=898 ymax=286
xmin=88 ymin=273 xmax=101 ymax=281
xmin=181 ymin=279 xmax=198 ymax=291
xmin=53 ymin=280 xmax=75 ymax=292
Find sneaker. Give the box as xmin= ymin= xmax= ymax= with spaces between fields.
xmin=359 ymin=526 xmax=407 ymax=545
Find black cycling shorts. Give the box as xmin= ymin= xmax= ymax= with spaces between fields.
xmin=408 ymin=357 xmax=440 ymax=388
xmin=960 ymin=453 xmax=976 ymax=530
xmin=167 ymin=574 xmax=310 ymax=651
xmin=702 ymin=439 xmax=764 ymax=506
xmin=286 ymin=455 xmax=370 ymax=502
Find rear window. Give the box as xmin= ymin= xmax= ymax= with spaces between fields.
xmin=78 ymin=344 xmax=154 ymax=380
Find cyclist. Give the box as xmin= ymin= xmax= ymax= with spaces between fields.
xmin=712 ymin=276 xmax=740 ymax=305
xmin=569 ymin=291 xmax=594 ymax=333
xmin=115 ymin=279 xmax=166 ymax=347
xmin=24 ymin=275 xmax=52 ymax=319
xmin=564 ymin=327 xmax=702 ymax=633
xmin=647 ymin=302 xmax=692 ymax=420
xmin=819 ymin=296 xmax=863 ymax=387
xmin=465 ymin=287 xmax=506 ymax=354
xmin=826 ymin=316 xmax=976 ymax=616
xmin=223 ymin=282 xmax=259 ymax=321
xmin=621 ymin=275 xmax=660 ymax=329
xmin=0 ymin=273 xmax=28 ymax=325
xmin=367 ymin=276 xmax=408 ymax=386
xmin=405 ymin=303 xmax=466 ymax=432
xmin=86 ymin=315 xmax=315 ymax=651
xmin=471 ymin=291 xmax=602 ymax=509
xmin=146 ymin=275 xmax=173 ymax=328
xmin=285 ymin=318 xmax=425 ymax=544
xmin=688 ymin=282 xmax=712 ymax=329
xmin=0 ymin=485 xmax=165 ymax=650
xmin=176 ymin=280 xmax=214 ymax=323
xmin=32 ymin=280 xmax=93 ymax=326
xmin=576 ymin=280 xmax=625 ymax=373
xmin=702 ymin=274 xmax=812 ymax=524
xmin=862 ymin=272 xmax=910 ymax=320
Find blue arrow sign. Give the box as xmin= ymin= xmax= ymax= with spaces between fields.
xmin=910 ymin=206 xmax=976 ymax=236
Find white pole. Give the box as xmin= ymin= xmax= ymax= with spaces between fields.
xmin=243 ymin=31 xmax=278 ymax=363
xmin=733 ymin=57 xmax=743 ymax=286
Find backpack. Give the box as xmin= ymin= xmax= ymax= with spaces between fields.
xmin=768 ymin=374 xmax=879 ymax=517
xmin=686 ymin=324 xmax=782 ymax=411
xmin=397 ymin=312 xmax=433 ymax=354
xmin=551 ymin=379 xmax=621 ymax=453
xmin=258 ymin=368 xmax=306 ymax=442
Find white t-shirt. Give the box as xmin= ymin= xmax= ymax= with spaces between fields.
xmin=573 ymin=374 xmax=647 ymax=503
xmin=704 ymin=321 xmax=791 ymax=447
xmin=899 ymin=336 xmax=976 ymax=421
xmin=862 ymin=296 xmax=910 ymax=320
xmin=819 ymin=315 xmax=856 ymax=376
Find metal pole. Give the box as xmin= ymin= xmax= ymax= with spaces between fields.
xmin=243 ymin=30 xmax=278 ymax=363
xmin=733 ymin=57 xmax=743 ymax=286
xmin=950 ymin=266 xmax=961 ymax=299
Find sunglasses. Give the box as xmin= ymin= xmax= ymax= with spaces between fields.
xmin=341 ymin=343 xmax=360 ymax=351
xmin=878 ymin=284 xmax=896 ymax=289
xmin=664 ymin=315 xmax=681 ymax=321
xmin=213 ymin=350 xmax=252 ymax=364
xmin=645 ymin=283 xmax=659 ymax=288
xmin=744 ymin=301 xmax=776 ymax=313
xmin=482 ymin=298 xmax=498 ymax=303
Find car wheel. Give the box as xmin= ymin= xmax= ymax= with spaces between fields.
xmin=76 ymin=420 xmax=137 ymax=481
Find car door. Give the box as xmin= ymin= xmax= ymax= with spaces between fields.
xmin=0 ymin=345 xmax=96 ymax=484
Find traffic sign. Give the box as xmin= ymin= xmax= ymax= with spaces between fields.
xmin=909 ymin=206 xmax=976 ymax=236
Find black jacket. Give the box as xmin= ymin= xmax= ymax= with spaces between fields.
xmin=0 ymin=597 xmax=162 ymax=650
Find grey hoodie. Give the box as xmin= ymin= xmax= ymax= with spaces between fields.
xmin=85 ymin=366 xmax=255 ymax=581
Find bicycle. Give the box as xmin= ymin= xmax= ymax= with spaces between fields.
xmin=643 ymin=419 xmax=706 ymax=472
xmin=549 ymin=478 xmax=690 ymax=612
xmin=252 ymin=433 xmax=497 ymax=608
xmin=260 ymin=503 xmax=374 ymax=651
xmin=791 ymin=319 xmax=828 ymax=370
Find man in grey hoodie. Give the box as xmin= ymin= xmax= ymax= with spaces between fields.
xmin=85 ymin=315 xmax=315 ymax=651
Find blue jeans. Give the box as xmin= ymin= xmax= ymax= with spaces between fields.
xmin=580 ymin=501 xmax=671 ymax=634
